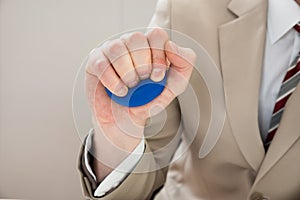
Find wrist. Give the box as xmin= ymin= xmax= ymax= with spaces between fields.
xmin=96 ymin=123 xmax=143 ymax=152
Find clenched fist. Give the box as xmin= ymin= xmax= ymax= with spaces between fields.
xmin=84 ymin=28 xmax=196 ymax=182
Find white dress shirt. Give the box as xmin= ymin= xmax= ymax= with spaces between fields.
xmin=85 ymin=0 xmax=300 ymax=197
xmin=84 ymin=129 xmax=145 ymax=197
xmin=258 ymin=0 xmax=300 ymax=141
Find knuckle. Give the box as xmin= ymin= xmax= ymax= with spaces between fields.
xmin=190 ymin=51 xmax=197 ymax=63
xmin=128 ymin=32 xmax=147 ymax=43
xmin=104 ymin=39 xmax=125 ymax=56
xmin=147 ymin=27 xmax=169 ymax=41
xmin=85 ymin=58 xmax=94 ymax=71
xmin=190 ymin=49 xmax=197 ymax=59
xmin=119 ymin=32 xmax=131 ymax=41
xmin=122 ymin=72 xmax=137 ymax=82
xmin=122 ymin=32 xmax=148 ymax=52
xmin=122 ymin=32 xmax=146 ymax=43
xmin=152 ymin=54 xmax=166 ymax=64
xmin=86 ymin=48 xmax=100 ymax=70
xmin=121 ymin=71 xmax=139 ymax=87
xmin=136 ymin=64 xmax=152 ymax=74
xmin=94 ymin=59 xmax=110 ymax=74
xmin=86 ymin=50 xmax=110 ymax=76
xmin=184 ymin=48 xmax=197 ymax=64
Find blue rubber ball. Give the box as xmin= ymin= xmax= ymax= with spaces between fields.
xmin=105 ymin=74 xmax=167 ymax=107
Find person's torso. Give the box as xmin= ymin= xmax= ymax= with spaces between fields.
xmin=155 ymin=0 xmax=300 ymax=199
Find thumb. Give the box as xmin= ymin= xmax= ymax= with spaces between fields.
xmin=165 ymin=41 xmax=196 ymax=73
xmin=163 ymin=41 xmax=196 ymax=97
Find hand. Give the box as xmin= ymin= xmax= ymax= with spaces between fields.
xmin=86 ymin=27 xmax=195 ymax=128
xmin=84 ymin=28 xmax=196 ymax=181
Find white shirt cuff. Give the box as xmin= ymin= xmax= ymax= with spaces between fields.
xmin=84 ymin=129 xmax=145 ymax=197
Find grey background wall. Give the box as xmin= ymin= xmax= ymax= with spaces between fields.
xmin=0 ymin=0 xmax=157 ymax=199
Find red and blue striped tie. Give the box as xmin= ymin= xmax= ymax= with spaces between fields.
xmin=265 ymin=23 xmax=300 ymax=150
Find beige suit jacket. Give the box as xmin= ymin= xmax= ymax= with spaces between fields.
xmin=79 ymin=0 xmax=300 ymax=199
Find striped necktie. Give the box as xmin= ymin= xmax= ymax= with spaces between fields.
xmin=265 ymin=23 xmax=300 ymax=150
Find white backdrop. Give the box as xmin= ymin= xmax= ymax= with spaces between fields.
xmin=0 ymin=0 xmax=157 ymax=199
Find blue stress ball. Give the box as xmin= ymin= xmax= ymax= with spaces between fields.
xmin=105 ymin=74 xmax=167 ymax=107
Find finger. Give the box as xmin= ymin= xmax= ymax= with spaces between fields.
xmin=102 ymin=39 xmax=139 ymax=88
xmin=165 ymin=41 xmax=196 ymax=95
xmin=86 ymin=50 xmax=128 ymax=97
xmin=147 ymin=28 xmax=169 ymax=82
xmin=85 ymin=73 xmax=99 ymax=109
xmin=86 ymin=73 xmax=114 ymax=124
xmin=165 ymin=41 xmax=196 ymax=76
xmin=121 ymin=32 xmax=152 ymax=80
xmin=94 ymin=81 xmax=114 ymax=124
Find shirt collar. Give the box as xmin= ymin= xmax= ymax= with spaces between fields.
xmin=268 ymin=0 xmax=300 ymax=44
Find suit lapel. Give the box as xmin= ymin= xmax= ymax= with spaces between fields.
xmin=218 ymin=0 xmax=267 ymax=171
xmin=255 ymin=85 xmax=300 ymax=182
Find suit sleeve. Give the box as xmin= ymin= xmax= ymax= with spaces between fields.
xmin=148 ymin=0 xmax=171 ymax=29
xmin=79 ymin=99 xmax=181 ymax=200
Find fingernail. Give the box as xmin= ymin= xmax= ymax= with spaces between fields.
xmin=117 ymin=86 xmax=128 ymax=97
xmin=151 ymin=68 xmax=165 ymax=82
